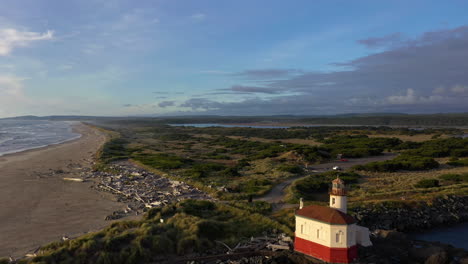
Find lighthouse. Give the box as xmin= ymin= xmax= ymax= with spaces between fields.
xmin=294 ymin=178 xmax=372 ymax=263
xmin=330 ymin=177 xmax=347 ymax=213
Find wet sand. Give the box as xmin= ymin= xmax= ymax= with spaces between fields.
xmin=0 ymin=123 xmax=124 ymax=258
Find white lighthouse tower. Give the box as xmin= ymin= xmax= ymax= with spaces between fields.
xmin=329 ymin=177 xmax=347 ymax=213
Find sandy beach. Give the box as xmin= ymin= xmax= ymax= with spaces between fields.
xmin=0 ymin=123 xmax=125 ymax=258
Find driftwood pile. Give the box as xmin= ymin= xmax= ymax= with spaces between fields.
xmin=217 ymin=234 xmax=293 ymax=255
xmin=89 ymin=162 xmax=213 ymax=220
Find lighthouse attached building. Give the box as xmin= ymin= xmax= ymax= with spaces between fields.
xmin=294 ymin=178 xmax=372 ymax=263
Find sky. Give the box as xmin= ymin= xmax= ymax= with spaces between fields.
xmin=1 ymin=0 xmax=468 ymax=117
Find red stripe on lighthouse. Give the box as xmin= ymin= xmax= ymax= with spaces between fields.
xmin=294 ymin=236 xmax=357 ymax=263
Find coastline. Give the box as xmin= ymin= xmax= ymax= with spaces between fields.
xmin=0 ymin=121 xmax=82 ymax=158
xmin=0 ymin=122 xmax=125 ymax=258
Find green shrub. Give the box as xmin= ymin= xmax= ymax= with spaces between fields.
xmin=414 ymin=179 xmax=440 ymax=188
xmin=292 ymin=171 xmax=360 ymax=200
xmin=221 ymin=167 xmax=241 ymax=177
xmin=447 ymin=158 xmax=468 ymax=167
xmin=227 ymin=201 xmax=272 ymax=214
xmin=439 ymin=173 xmax=468 ymax=183
xmin=238 ymin=179 xmax=273 ymax=195
xmin=354 ymin=155 xmax=439 ymax=172
xmin=277 ymin=164 xmax=304 ymax=174
xmin=100 ymin=138 xmax=130 ymax=162
xmin=197 ymin=220 xmax=227 ymax=239
xmin=186 ymin=162 xmax=227 ymax=178
xmin=26 ymin=199 xmax=292 ymax=264
xmin=179 ymin=200 xmax=216 ymax=217
xmin=133 ymin=153 xmax=189 ymax=170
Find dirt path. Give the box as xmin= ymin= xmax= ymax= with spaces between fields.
xmin=256 ymin=153 xmax=396 ymax=204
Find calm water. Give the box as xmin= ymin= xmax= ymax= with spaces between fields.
xmin=0 ymin=120 xmax=81 ymax=156
xmin=410 ymin=222 xmax=468 ymax=250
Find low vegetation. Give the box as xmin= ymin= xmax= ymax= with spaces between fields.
xmin=439 ymin=173 xmax=468 ymax=183
xmin=18 ymin=200 xmax=290 ymax=264
xmin=354 ymin=138 xmax=468 ymax=172
xmin=353 ymin=155 xmax=439 ymax=172
xmin=93 ymin=120 xmax=467 ymax=202
xmin=414 ymin=179 xmax=440 ymax=188
xmin=287 ymin=171 xmax=361 ymax=202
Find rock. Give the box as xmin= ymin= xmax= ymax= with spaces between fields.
xmin=425 ymin=251 xmax=448 ymax=264
xmin=374 ymin=229 xmax=407 ymax=241
xmin=410 ymin=246 xmax=446 ymax=262
xmin=350 ymin=196 xmax=468 ymax=232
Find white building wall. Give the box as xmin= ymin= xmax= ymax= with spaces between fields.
xmin=295 ymin=216 xmax=355 ymax=248
xmin=356 ymin=225 xmax=373 ymax=247
xmin=329 ymin=195 xmax=347 ymax=213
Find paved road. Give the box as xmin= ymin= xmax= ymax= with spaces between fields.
xmin=256 ymin=153 xmax=396 ymax=204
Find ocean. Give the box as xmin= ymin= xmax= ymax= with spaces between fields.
xmin=0 ymin=120 xmax=81 ymax=157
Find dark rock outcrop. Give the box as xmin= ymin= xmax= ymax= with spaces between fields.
xmin=350 ymin=195 xmax=468 ymax=231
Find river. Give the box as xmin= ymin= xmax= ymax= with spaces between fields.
xmin=410 ymin=222 xmax=468 ymax=250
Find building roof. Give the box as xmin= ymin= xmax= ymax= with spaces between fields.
xmin=296 ymin=205 xmax=356 ymax=225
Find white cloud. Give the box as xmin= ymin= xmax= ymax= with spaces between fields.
xmin=112 ymin=9 xmax=159 ymax=31
xmin=386 ymin=88 xmax=417 ymax=104
xmin=190 ymin=13 xmax=206 ymax=21
xmin=199 ymin=70 xmax=230 ymax=74
xmin=0 ymin=28 xmax=54 ymax=56
xmin=433 ymin=86 xmax=445 ymax=94
xmin=58 ymin=64 xmax=74 ymax=71
xmin=450 ymin=85 xmax=468 ymax=94
xmin=0 ymin=75 xmax=27 ymax=117
xmin=0 ymin=75 xmax=25 ymax=96
xmin=386 ymin=89 xmax=444 ymax=105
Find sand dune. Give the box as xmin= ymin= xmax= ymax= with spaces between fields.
xmin=0 ymin=123 xmax=124 ymax=258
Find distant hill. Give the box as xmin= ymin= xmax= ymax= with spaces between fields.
xmin=2 ymin=113 xmax=468 ymax=127
xmin=148 ymin=113 xmax=468 ymax=127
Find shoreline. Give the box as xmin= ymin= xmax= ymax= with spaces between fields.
xmin=0 ymin=122 xmax=126 ymax=258
xmin=0 ymin=133 xmax=83 ymax=158
xmin=0 ymin=121 xmax=82 ymax=158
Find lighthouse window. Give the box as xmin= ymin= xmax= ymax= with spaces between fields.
xmin=316 ymin=229 xmax=320 ymax=238
xmin=301 ymin=225 xmax=303 ymax=234
xmin=332 ymin=198 xmax=335 ymax=205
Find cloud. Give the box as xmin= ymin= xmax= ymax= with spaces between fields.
xmin=199 ymin=70 xmax=230 ymax=75
xmin=190 ymin=13 xmax=206 ymax=21
xmin=158 ymin=100 xmax=175 ymax=108
xmin=176 ymin=25 xmax=468 ymax=115
xmin=0 ymin=75 xmax=27 ymax=117
xmin=385 ymin=88 xmax=443 ymax=105
xmin=357 ymin=33 xmax=404 ymax=49
xmin=451 ymin=85 xmax=468 ymax=94
xmin=221 ymin=85 xmax=281 ymax=94
xmin=180 ymin=98 xmax=221 ymax=110
xmin=58 ymin=64 xmax=74 ymax=71
xmin=386 ymin=88 xmax=417 ymax=104
xmin=233 ymin=69 xmax=304 ymax=80
xmin=0 ymin=75 xmax=24 ymax=96
xmin=112 ymin=9 xmax=159 ymax=31
xmin=0 ymin=28 xmax=53 ymax=55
